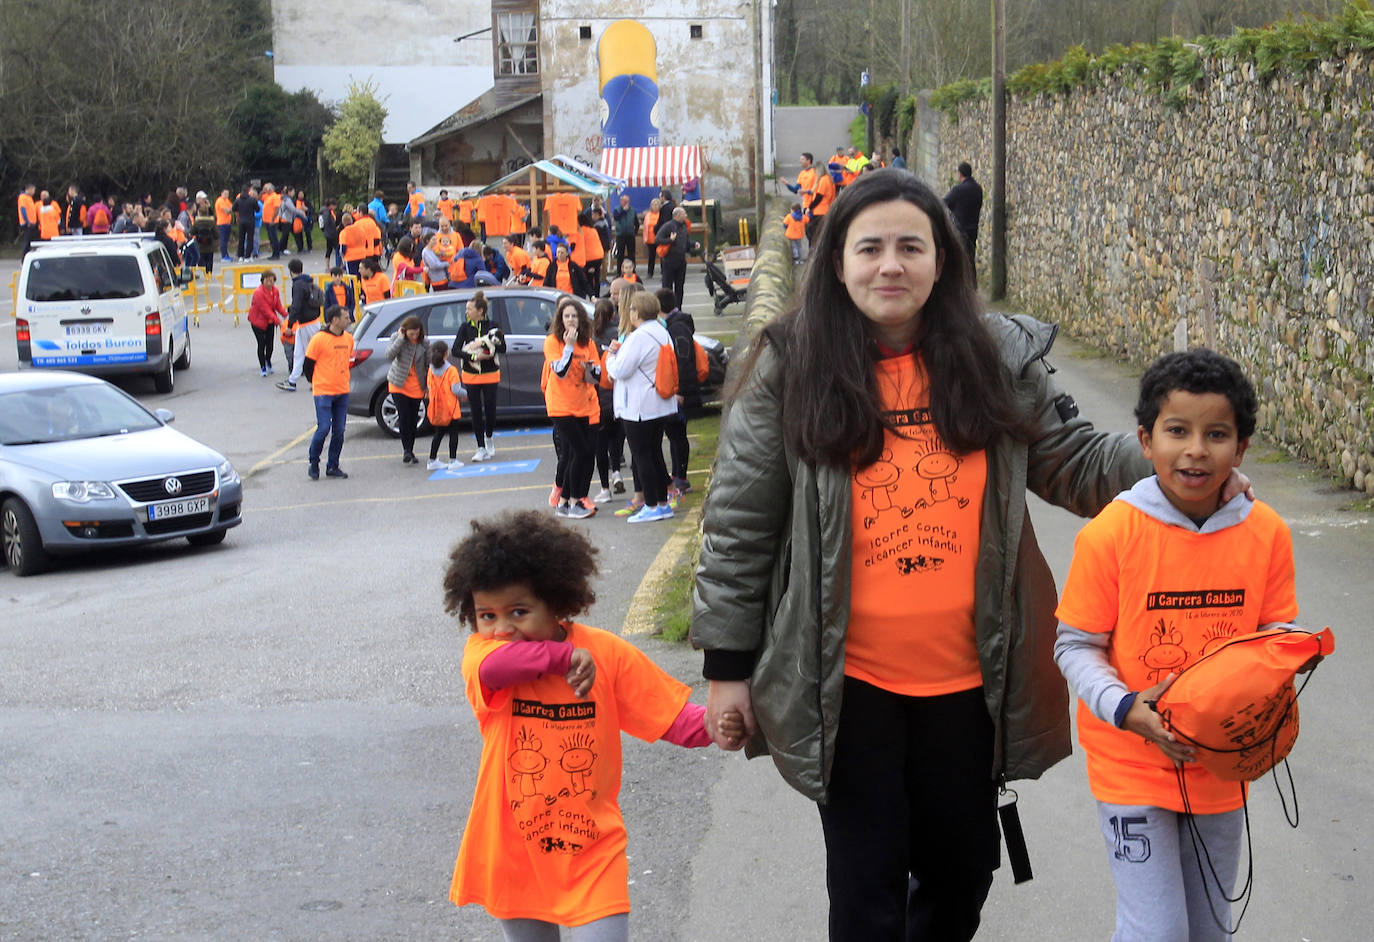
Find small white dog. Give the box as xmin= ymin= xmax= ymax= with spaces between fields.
xmin=462 ymin=327 xmax=502 ymax=360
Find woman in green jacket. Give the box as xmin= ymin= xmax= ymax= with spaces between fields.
xmin=690 ymin=170 xmax=1247 ymax=941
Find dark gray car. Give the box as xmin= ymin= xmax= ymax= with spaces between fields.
xmin=346 ymin=286 xmax=727 ymax=436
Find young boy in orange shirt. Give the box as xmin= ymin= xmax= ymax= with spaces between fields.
xmin=1054 ymin=348 xmax=1298 ymax=940
xmin=445 ymin=511 xmax=742 ymax=940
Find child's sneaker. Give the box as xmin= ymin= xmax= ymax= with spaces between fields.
xmin=426 ymin=458 xmax=445 ymax=470
xmin=447 ymin=459 xmax=464 ymax=470
xmin=565 ymin=503 xmax=594 ymax=519
xmin=548 ymin=484 xmax=562 ymax=507
xmin=626 ymin=505 xmax=659 ymax=524
xmin=614 ymin=500 xmax=644 ymax=517
xmin=610 ymin=470 xmax=625 ymax=493
xmin=470 ymin=448 xmax=487 ymax=463
xmin=593 ymin=487 xmax=613 ymax=503
xmin=554 ymin=501 xmax=571 ymax=517
xmin=673 ymin=477 xmax=692 ymax=493
xmin=578 ymin=497 xmax=597 ymax=513
xmin=484 ymin=443 xmax=496 ymax=459
xmin=275 ymin=380 xmax=296 ymax=392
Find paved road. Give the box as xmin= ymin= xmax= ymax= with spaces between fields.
xmin=772 ymin=106 xmax=861 ymax=195
xmin=3 ymin=246 xmax=1371 ymax=940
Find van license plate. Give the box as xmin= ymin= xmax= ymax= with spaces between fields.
xmin=147 ymin=497 xmax=210 ymax=520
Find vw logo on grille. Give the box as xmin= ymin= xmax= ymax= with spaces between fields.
xmin=163 ymin=477 xmax=183 ymax=496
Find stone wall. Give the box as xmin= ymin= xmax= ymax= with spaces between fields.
xmin=917 ymin=55 xmax=1374 ymax=493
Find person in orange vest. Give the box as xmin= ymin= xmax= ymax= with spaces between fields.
xmin=502 ymin=235 xmax=532 ymax=283
xmin=405 ymin=181 xmax=426 ymax=221
xmin=36 ymin=191 xmax=62 ymax=242
xmin=543 ymin=242 xmax=591 ymax=299
xmin=806 ymin=170 xmax=836 ymax=245
xmin=392 ymin=237 xmax=424 ymax=284
xmin=435 ymin=189 xmax=455 ymax=224
xmin=782 ymin=152 xmax=819 ymax=210
xmin=279 ymin=308 xmax=296 ymax=379
xmin=355 ymin=210 xmax=384 ymax=263
xmin=302 ymin=305 xmax=355 ymax=479
xmin=63 ymin=184 xmax=86 ymax=235
xmin=323 ymin=266 xmax=356 ymax=319
xmin=215 ymin=189 xmax=234 ymax=261
xmin=261 ymin=183 xmax=284 ymax=258
xmin=457 ymin=195 xmax=475 ymax=226
xmin=86 ymin=193 xmax=112 ymax=234
xmin=247 ymin=268 xmax=287 ymax=375
xmin=338 ymin=212 xmax=368 ymax=276
xmin=358 ymin=257 xmax=392 ymax=304
xmin=16 ymin=183 xmax=38 ymax=256
xmin=642 ymin=198 xmax=661 ymax=279
xmin=425 ymin=341 xmax=464 ymax=470
xmin=782 ymin=202 xmax=806 ymax=263
xmin=542 ymin=295 xmax=603 ymax=517
xmin=573 ymin=211 xmax=606 ymax=296
xmin=617 ymin=257 xmax=641 ymax=284
xmin=527 ymin=239 xmax=551 ymax=284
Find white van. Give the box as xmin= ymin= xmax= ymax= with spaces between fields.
xmin=15 ymin=234 xmax=193 ymax=394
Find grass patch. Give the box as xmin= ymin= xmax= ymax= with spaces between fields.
xmin=652 ymin=406 xmax=722 ymax=642
xmin=1342 ymin=495 xmax=1374 ymax=512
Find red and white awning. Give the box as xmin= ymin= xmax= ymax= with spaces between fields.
xmin=599 ymin=146 xmax=701 ymax=187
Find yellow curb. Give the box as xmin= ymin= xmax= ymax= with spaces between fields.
xmin=621 ymin=498 xmax=705 ymax=636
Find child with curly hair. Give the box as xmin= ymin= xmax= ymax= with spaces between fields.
xmin=444 ymin=510 xmax=741 ymax=942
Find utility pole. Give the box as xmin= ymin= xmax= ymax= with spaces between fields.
xmin=990 ymin=0 xmax=1007 ymax=300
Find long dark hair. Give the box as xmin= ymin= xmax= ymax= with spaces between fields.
xmin=550 ymin=295 xmax=592 ymax=345
xmin=750 ymin=169 xmax=1023 ymax=467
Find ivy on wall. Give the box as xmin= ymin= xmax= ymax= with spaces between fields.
xmin=921 ymin=0 xmax=1374 ymax=121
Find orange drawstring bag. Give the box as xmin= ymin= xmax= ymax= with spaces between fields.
xmin=1154 ymin=626 xmax=1334 ymax=782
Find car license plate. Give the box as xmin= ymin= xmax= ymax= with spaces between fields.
xmin=147 ymin=497 xmax=210 ymax=520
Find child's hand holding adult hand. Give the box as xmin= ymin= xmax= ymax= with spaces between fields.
xmin=566 ymin=647 xmax=595 ymax=698
xmin=1123 ymin=673 xmax=1195 ymax=765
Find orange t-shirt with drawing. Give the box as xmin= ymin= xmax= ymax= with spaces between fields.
xmin=451 ymin=625 xmax=691 ymax=925
xmin=845 ymin=354 xmax=987 ymax=697
xmin=1056 ymin=496 xmax=1298 ymax=813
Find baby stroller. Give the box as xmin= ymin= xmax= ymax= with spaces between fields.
xmin=703 ymin=256 xmax=747 ymax=316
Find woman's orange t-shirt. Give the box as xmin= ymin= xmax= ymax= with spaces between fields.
xmin=542 ymin=334 xmax=600 ymax=419
xmin=845 ymin=354 xmax=987 ymax=697
xmin=451 ymin=624 xmax=690 ymax=925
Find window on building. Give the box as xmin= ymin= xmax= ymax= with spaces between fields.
xmin=497 ymin=13 xmax=539 ymax=75
xmin=579 ymin=25 xmax=592 ymax=40
xmin=690 ymin=24 xmax=703 ymax=39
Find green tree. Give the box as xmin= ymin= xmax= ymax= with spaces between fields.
xmin=0 ymin=0 xmax=270 ymax=206
xmin=232 ymin=82 xmax=334 ymax=179
xmin=321 ymin=80 xmax=387 ymax=194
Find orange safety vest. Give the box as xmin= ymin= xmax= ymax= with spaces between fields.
xmin=215 ymin=196 xmax=233 ymax=226
xmin=17 ymin=192 xmax=36 ymax=227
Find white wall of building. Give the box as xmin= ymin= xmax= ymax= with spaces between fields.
xmin=270 ymin=0 xmax=495 ymax=142
xmin=540 ymin=1 xmax=767 ymax=206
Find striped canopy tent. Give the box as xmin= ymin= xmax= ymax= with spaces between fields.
xmin=600 ymin=146 xmax=712 ymax=254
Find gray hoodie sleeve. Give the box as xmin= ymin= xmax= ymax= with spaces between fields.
xmin=1053 ymin=623 xmax=1130 ymax=726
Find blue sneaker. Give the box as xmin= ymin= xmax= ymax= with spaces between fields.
xmin=626 ymin=505 xmax=658 ymax=524
xmin=654 ymin=504 xmax=674 ymax=521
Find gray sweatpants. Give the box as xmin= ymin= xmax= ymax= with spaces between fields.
xmin=1098 ymin=801 xmax=1244 ymax=941
xmin=499 ymin=913 xmax=628 ymax=942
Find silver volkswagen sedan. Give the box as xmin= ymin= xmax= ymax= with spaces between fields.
xmin=0 ymin=371 xmax=244 ymax=576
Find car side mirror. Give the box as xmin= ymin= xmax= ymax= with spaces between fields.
xmin=154 ymin=408 xmax=175 ymax=424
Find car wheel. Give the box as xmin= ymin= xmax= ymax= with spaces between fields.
xmin=373 ymin=389 xmax=428 ymax=438
xmin=154 ymin=351 xmax=175 ymax=394
xmin=187 ymin=530 xmax=226 ymax=548
xmin=2 ymin=497 xmax=52 ymax=576
xmin=174 ymin=334 xmax=191 ymax=370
